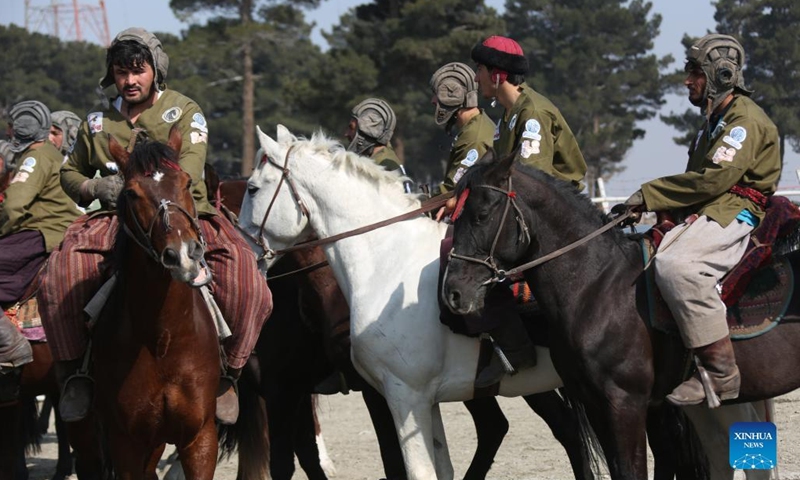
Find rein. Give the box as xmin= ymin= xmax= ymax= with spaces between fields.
xmin=122 ymin=198 xmax=206 ymax=262
xmin=240 ymin=145 xmax=454 ymax=262
xmin=448 ymin=177 xmax=634 ymax=284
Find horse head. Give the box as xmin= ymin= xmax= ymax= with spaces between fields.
xmin=442 ymin=148 xmax=536 ymax=315
xmin=110 ymin=126 xmax=205 ymax=283
xmin=239 ymin=125 xmax=313 ymax=267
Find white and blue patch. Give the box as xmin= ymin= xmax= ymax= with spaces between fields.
xmin=21 ymin=157 xmax=36 ymax=172
xmin=461 ymin=149 xmax=479 ymax=166
xmin=162 ymin=106 xmax=183 ymax=123
xmin=525 ymin=119 xmax=541 ymax=134
xmin=88 ymin=112 xmax=103 ymax=134
xmin=105 ymin=162 xmax=119 ymax=173
xmin=730 ymin=126 xmax=747 ymax=143
xmin=508 ymin=114 xmax=518 ymax=131
xmin=493 ymin=120 xmax=501 ymax=141
xmin=191 ymin=112 xmax=208 ymax=133
xmin=723 ymin=135 xmax=742 ymax=150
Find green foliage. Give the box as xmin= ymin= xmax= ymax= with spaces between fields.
xmin=504 ymin=0 xmax=670 ymax=193
xmin=322 ymin=0 xmax=505 ymax=182
xmin=0 ymin=25 xmax=104 ymax=133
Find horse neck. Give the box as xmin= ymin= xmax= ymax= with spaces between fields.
xmin=299 ymin=168 xmax=446 ymax=307
xmin=518 ymin=173 xmax=641 ymax=302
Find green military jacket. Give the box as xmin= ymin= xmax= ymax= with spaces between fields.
xmin=641 ymin=95 xmax=780 ymax=228
xmin=0 ymin=142 xmax=81 ymax=251
xmin=371 ymin=145 xmax=401 ymax=172
xmin=441 ymin=110 xmax=495 ymax=193
xmin=61 ymin=89 xmax=215 ymax=216
xmin=494 ymin=83 xmax=586 ymax=190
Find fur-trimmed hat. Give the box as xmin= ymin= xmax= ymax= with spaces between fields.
xmin=471 ymin=36 xmax=528 ymax=75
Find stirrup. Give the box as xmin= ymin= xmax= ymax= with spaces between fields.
xmin=481 ymin=333 xmax=516 ymax=375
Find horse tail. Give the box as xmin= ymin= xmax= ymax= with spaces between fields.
xmin=218 ymin=371 xmax=270 ymax=480
xmin=557 ymin=388 xmax=606 ymax=478
xmin=20 ymin=396 xmax=43 ymax=455
xmin=648 ymin=402 xmax=709 ymax=480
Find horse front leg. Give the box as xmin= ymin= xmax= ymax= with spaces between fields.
xmin=176 ymin=422 xmax=218 ymax=480
xmin=383 ymin=382 xmax=441 ymax=480
xmin=431 ymin=403 xmax=454 ymax=480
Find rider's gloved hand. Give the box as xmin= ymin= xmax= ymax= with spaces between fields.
xmin=610 ymin=190 xmax=646 ymax=227
xmin=81 ymin=175 xmax=124 ymax=209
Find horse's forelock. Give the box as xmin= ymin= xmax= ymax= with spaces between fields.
xmin=125 ymin=140 xmax=180 ymax=179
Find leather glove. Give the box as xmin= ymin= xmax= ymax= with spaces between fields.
xmin=610 ymin=190 xmax=646 ymax=227
xmin=82 ymin=175 xmax=124 ymax=209
xmin=624 ymin=189 xmax=645 ymax=207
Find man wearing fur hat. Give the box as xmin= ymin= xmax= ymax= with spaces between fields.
xmin=49 ymin=110 xmax=82 ymax=156
xmin=471 ymin=36 xmax=586 ymax=189
xmin=345 ymin=98 xmax=402 ymax=171
xmin=0 ymin=101 xmax=81 ymax=401
xmin=453 ymin=36 xmax=587 ymax=387
xmin=619 ymin=34 xmax=781 ymax=407
xmin=38 ymin=28 xmax=273 ymax=424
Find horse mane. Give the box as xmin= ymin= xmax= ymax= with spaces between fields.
xmin=122 ymin=139 xmax=180 ymax=179
xmin=289 ymin=131 xmax=420 ymax=210
xmin=457 ymin=158 xmax=632 ymax=245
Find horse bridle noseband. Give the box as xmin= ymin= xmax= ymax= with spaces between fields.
xmin=448 ymin=176 xmax=635 ymax=285
xmin=448 ymin=177 xmax=531 ymax=284
xmin=122 ymin=197 xmax=206 ymax=263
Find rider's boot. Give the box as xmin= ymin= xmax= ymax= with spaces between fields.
xmin=0 ymin=314 xmax=33 ymax=403
xmin=666 ymin=335 xmax=740 ymax=407
xmin=216 ymin=366 xmax=242 ymax=425
xmin=55 ymin=358 xmax=94 ymax=422
xmin=475 ymin=317 xmax=537 ymax=389
xmin=0 ymin=314 xmax=33 ymax=370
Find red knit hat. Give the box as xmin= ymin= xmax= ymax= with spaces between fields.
xmin=471 ymin=36 xmax=528 ymax=75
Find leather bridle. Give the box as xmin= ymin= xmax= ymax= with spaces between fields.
xmin=122 ymin=197 xmax=206 ymax=263
xmin=447 ymin=176 xmax=634 ymax=285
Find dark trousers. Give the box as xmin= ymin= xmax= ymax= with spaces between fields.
xmin=0 ymin=230 xmax=46 ymax=304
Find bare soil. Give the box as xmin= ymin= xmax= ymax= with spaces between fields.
xmin=24 ymin=390 xmax=800 ymax=479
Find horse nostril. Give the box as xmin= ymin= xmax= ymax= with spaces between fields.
xmin=161 ymin=247 xmax=180 ymax=267
xmin=188 ymin=240 xmax=204 ymax=261
xmin=448 ymin=289 xmax=461 ymax=308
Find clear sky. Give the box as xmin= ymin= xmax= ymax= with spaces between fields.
xmin=5 ymin=0 xmax=799 ymax=196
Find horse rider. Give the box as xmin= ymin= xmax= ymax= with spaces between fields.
xmin=0 ymin=139 xmax=13 ymax=196
xmin=465 ymin=36 xmax=588 ymax=387
xmin=49 ymin=110 xmax=82 ymax=156
xmin=620 ymin=34 xmax=780 ymax=406
xmin=429 ymin=62 xmax=495 ymax=221
xmin=38 ymin=28 xmax=273 ymax=424
xmin=0 ymin=101 xmax=81 ymax=402
xmin=345 ymin=98 xmax=403 ymax=172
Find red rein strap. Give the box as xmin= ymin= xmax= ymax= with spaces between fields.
xmin=451 ymin=188 xmax=517 ymax=221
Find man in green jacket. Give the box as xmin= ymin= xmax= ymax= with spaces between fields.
xmin=345 ymin=98 xmax=402 ymax=172
xmin=622 ymin=34 xmax=781 ymax=406
xmin=38 ymin=28 xmax=272 ymax=424
xmin=49 ymin=110 xmax=82 ymax=156
xmin=0 ymin=101 xmax=81 ymax=399
xmin=458 ymin=36 xmax=588 ymax=387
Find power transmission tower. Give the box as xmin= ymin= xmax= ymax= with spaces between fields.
xmin=24 ymin=0 xmax=110 ymax=46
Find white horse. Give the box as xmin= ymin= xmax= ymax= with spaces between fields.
xmin=239 ymin=125 xmax=778 ymax=480
xmin=239 ymin=126 xmax=563 ymax=479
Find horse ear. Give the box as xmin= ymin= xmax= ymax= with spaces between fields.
xmin=167 ymin=124 xmax=182 ymax=156
xmin=485 ymin=147 xmax=515 ymax=184
xmin=108 ymin=134 xmax=129 ymax=169
xmin=475 ymin=147 xmax=496 ymax=167
xmin=256 ymin=125 xmax=280 ymax=158
xmin=276 ymin=124 xmax=296 ymax=145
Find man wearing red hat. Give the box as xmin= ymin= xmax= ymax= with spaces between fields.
xmin=463 ymin=36 xmax=588 ymax=387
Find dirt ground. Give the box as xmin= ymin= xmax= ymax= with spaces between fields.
xmin=24 ymin=390 xmax=800 ymax=479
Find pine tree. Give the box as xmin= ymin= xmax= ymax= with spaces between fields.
xmin=504 ymin=0 xmax=670 ymax=194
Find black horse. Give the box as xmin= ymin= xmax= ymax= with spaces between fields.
xmin=440 ymin=149 xmax=793 ymax=479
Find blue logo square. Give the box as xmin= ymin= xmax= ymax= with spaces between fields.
xmin=729 ymin=422 xmax=777 ymax=470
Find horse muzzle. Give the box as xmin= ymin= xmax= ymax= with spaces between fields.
xmin=160 ymin=239 xmax=205 ymax=283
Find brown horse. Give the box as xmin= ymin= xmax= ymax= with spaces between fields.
xmin=90 ymin=130 xmax=220 ymax=479
xmin=208 ymin=172 xmax=596 ymax=480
